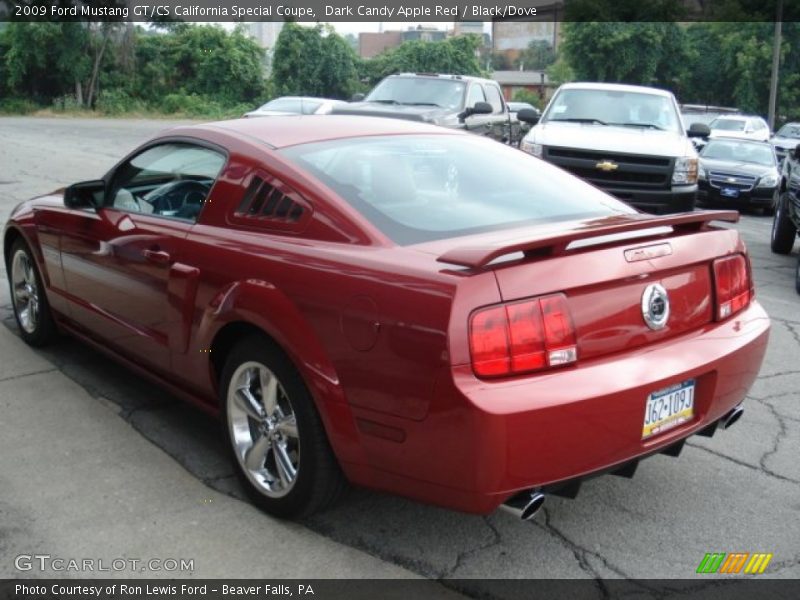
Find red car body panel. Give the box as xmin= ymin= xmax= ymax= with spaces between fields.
xmin=2 ymin=116 xmax=770 ymax=514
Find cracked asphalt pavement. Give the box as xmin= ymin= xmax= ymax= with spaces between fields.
xmin=1 ymin=117 xmax=798 ymax=591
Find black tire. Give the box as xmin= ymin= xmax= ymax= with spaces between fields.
xmin=219 ymin=335 xmax=345 ymax=518
xmin=6 ymin=238 xmax=57 ymax=346
xmin=795 ymin=255 xmax=800 ymax=295
xmin=771 ymin=192 xmax=797 ymax=254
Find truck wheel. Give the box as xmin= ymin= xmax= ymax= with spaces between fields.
xmin=771 ymin=192 xmax=797 ymax=255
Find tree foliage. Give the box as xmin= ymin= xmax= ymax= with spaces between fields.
xmin=514 ymin=40 xmax=556 ymax=71
xmin=360 ymin=34 xmax=485 ymax=87
xmin=0 ymin=23 xmax=267 ymax=113
xmin=561 ymin=22 xmax=689 ymax=86
xmin=271 ymin=23 xmax=359 ymax=99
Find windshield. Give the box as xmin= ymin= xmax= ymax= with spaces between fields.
xmin=776 ymin=124 xmax=800 ymax=139
xmin=365 ymin=78 xmax=466 ymax=110
xmin=543 ymin=88 xmax=681 ymax=132
xmin=701 ymin=140 xmax=775 ymax=166
xmin=281 ymin=135 xmax=633 ymax=245
xmin=710 ymin=118 xmax=746 ymax=131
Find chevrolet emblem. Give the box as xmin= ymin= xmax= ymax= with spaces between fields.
xmin=596 ymin=160 xmax=619 ymax=172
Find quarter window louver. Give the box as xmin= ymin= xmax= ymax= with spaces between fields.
xmin=234 ymin=174 xmax=308 ymax=227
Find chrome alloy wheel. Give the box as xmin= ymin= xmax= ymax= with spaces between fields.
xmin=227 ymin=361 xmax=300 ymax=498
xmin=11 ymin=249 xmax=40 ymax=334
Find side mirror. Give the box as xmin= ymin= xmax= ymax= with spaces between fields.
xmin=687 ymin=123 xmax=711 ymax=138
xmin=64 ymin=179 xmax=104 ymax=209
xmin=459 ymin=101 xmax=494 ymax=122
xmin=517 ymin=108 xmax=540 ymax=125
xmin=350 ymin=93 xmax=365 ymax=102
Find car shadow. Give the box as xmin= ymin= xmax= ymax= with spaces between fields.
xmin=0 ymin=309 xmax=522 ymax=582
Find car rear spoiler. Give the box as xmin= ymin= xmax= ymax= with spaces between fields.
xmin=436 ymin=210 xmax=740 ymax=269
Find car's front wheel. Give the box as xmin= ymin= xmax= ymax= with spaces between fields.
xmin=220 ymin=336 xmax=345 ymax=518
xmin=771 ymin=192 xmax=797 ymax=254
xmin=7 ymin=238 xmax=57 ymax=346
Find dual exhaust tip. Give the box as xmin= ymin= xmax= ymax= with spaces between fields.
xmin=500 ymin=405 xmax=744 ymax=522
xmin=500 ymin=490 xmax=546 ymax=521
xmin=722 ymin=405 xmax=744 ymax=430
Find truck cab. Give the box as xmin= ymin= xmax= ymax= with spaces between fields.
xmin=334 ymin=73 xmax=518 ymax=145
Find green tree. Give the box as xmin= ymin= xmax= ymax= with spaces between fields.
xmin=271 ymin=23 xmax=359 ymax=99
xmin=361 ymin=34 xmax=484 ymax=87
xmin=512 ymin=89 xmax=543 ymax=109
xmin=561 ymin=22 xmax=688 ymax=86
xmin=514 ymin=40 xmax=556 ymax=71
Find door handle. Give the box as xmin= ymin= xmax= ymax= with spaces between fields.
xmin=142 ymin=248 xmax=171 ymax=265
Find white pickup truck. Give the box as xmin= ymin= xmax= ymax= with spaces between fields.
xmin=517 ymin=82 xmax=709 ymax=214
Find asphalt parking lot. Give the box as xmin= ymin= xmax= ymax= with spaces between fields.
xmin=0 ymin=117 xmax=798 ymax=591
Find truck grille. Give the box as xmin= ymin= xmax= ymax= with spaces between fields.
xmin=545 ymin=147 xmax=673 ymax=190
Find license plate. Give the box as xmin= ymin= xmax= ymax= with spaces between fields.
xmin=721 ymin=187 xmax=740 ymax=198
xmin=642 ymin=379 xmax=695 ymax=439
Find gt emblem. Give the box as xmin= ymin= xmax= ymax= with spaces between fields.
xmin=642 ymin=283 xmax=670 ymax=330
xmin=596 ymin=160 xmax=619 ymax=172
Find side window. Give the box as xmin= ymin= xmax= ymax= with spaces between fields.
xmin=108 ymin=143 xmax=225 ymax=222
xmin=466 ymin=84 xmax=486 ymax=108
xmin=483 ymin=84 xmax=504 ymax=114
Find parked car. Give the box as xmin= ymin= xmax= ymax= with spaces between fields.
xmin=697 ymin=138 xmax=779 ymax=212
xmin=332 ymin=73 xmax=520 ymax=145
xmin=771 ymin=145 xmax=800 ymax=256
xmin=680 ymin=105 xmax=741 ymax=151
xmin=770 ymin=122 xmax=800 ymax=164
xmin=4 ymin=116 xmax=769 ymax=520
xmin=708 ymin=115 xmax=771 ymax=142
xmin=680 ymin=104 xmax=741 ymax=128
xmin=244 ymin=96 xmax=346 ymax=117
xmin=507 ymin=101 xmax=541 ymax=144
xmin=517 ymin=82 xmax=708 ymax=214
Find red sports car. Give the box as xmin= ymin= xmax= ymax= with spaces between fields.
xmin=3 ymin=116 xmax=770 ymax=520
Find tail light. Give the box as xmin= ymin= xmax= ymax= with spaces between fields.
xmin=469 ymin=293 xmax=577 ymax=378
xmin=712 ymin=254 xmax=752 ymax=321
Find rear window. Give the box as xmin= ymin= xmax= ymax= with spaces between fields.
xmin=280 ymin=135 xmax=633 ymax=245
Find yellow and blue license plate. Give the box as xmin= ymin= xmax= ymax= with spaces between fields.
xmin=642 ymin=379 xmax=695 ymax=439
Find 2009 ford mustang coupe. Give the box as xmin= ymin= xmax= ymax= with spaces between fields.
xmin=3 ymin=116 xmax=769 ymax=520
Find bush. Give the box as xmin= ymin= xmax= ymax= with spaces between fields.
xmin=159 ymin=93 xmax=251 ymax=119
xmin=51 ymin=95 xmax=84 ymax=112
xmin=96 ymin=89 xmax=145 ymax=115
xmin=512 ymin=89 xmax=543 ymax=109
xmin=0 ymin=97 xmax=40 ymax=114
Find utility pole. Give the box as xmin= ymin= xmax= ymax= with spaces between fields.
xmin=768 ymin=0 xmax=783 ymax=131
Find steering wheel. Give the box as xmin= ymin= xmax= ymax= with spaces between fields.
xmin=145 ymin=180 xmax=211 ymax=214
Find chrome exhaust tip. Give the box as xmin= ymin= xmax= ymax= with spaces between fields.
xmin=722 ymin=406 xmax=744 ymax=430
xmin=500 ymin=490 xmax=546 ymax=521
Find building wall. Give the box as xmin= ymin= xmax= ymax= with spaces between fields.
xmin=359 ymin=31 xmax=403 ymax=58
xmin=492 ymin=21 xmax=561 ymax=53
xmin=248 ymin=22 xmax=284 ymax=50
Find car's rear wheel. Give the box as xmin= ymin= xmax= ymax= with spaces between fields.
xmin=7 ymin=238 xmax=57 ymax=346
xmin=220 ymin=336 xmax=345 ymax=518
xmin=771 ymin=192 xmax=797 ymax=254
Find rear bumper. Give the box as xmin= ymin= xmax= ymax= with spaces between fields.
xmin=604 ymin=185 xmax=697 ymax=214
xmin=345 ymin=301 xmax=769 ymax=514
